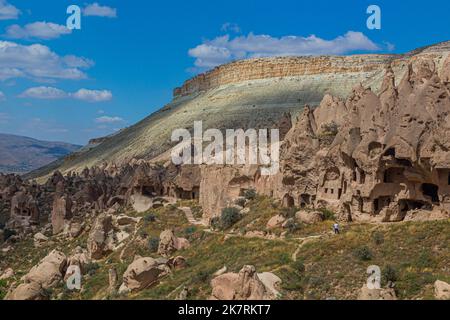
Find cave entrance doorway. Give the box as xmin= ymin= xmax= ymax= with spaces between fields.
xmin=283 ymin=194 xmax=295 ymax=208
xmin=142 ymin=186 xmax=155 ymax=197
xmin=299 ymin=194 xmax=311 ymax=208
xmin=421 ymin=183 xmax=439 ymax=203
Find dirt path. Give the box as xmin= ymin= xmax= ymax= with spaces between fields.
xmin=179 ymin=207 xmax=208 ymax=226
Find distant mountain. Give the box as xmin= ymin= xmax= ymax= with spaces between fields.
xmin=0 ymin=133 xmax=81 ymax=174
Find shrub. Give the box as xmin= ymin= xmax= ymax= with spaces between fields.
xmin=243 ymin=189 xmax=257 ymax=200
xmin=144 ymin=213 xmax=156 ymax=223
xmin=85 ymin=262 xmax=100 ymax=276
xmin=3 ymin=228 xmax=16 ymax=241
xmin=353 ymin=246 xmax=373 ymax=261
xmin=219 ymin=207 xmax=242 ymax=230
xmin=0 ymin=279 xmax=7 ymax=300
xmin=382 ymin=265 xmax=398 ymax=284
xmin=184 ymin=226 xmax=197 ymax=236
xmin=416 ymin=251 xmax=435 ymax=269
xmin=148 ymin=237 xmax=160 ymax=253
xmin=284 ymin=219 xmax=299 ymax=232
xmin=234 ymin=198 xmax=246 ymax=207
xmin=192 ymin=270 xmax=209 ymax=283
xmin=318 ymin=208 xmax=335 ymax=221
xmin=372 ymin=232 xmax=384 ymax=245
xmin=291 ymin=260 xmax=306 ymax=274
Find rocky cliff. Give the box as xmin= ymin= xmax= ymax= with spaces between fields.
xmin=28 ymin=41 xmax=450 ymax=181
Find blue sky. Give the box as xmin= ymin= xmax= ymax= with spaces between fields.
xmin=0 ymin=0 xmax=449 ymax=145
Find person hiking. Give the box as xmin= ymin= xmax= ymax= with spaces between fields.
xmin=333 ymin=222 xmax=340 ymax=234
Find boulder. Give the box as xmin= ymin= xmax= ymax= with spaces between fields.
xmin=51 ymin=195 xmax=73 ymax=235
xmin=266 ymin=215 xmax=286 ymax=229
xmin=157 ymin=229 xmax=190 ymax=257
xmin=118 ymin=257 xmax=169 ymax=293
xmin=87 ymin=213 xmax=116 ymax=259
xmin=434 ymin=280 xmax=450 ymax=300
xmin=210 ymin=265 xmax=273 ymax=300
xmin=5 ymin=282 xmax=46 ymax=300
xmin=167 ymin=256 xmax=187 ymax=270
xmin=68 ymin=222 xmax=83 ymax=238
xmin=357 ymin=285 xmax=397 ymax=300
xmin=23 ymin=249 xmax=67 ymax=289
xmin=0 ymin=268 xmax=14 ymax=280
xmin=33 ymin=232 xmax=49 ymax=248
xmin=295 ymin=210 xmax=323 ymax=225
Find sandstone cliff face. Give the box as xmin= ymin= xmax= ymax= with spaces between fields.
xmin=174 ymin=55 xmax=396 ymax=98
xmin=28 ymin=42 xmax=450 ymax=180
xmin=199 ymin=54 xmax=450 ymax=222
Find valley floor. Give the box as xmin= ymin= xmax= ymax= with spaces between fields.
xmin=1 ymin=196 xmax=449 ymax=300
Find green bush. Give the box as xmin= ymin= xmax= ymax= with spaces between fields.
xmin=2 ymin=228 xmax=16 ymax=241
xmin=382 ymin=265 xmax=398 ymax=284
xmin=235 ymin=198 xmax=246 ymax=207
xmin=353 ymin=246 xmax=373 ymax=261
xmin=0 ymin=279 xmax=7 ymax=300
xmin=192 ymin=270 xmax=209 ymax=283
xmin=144 ymin=213 xmax=156 ymax=223
xmin=218 ymin=207 xmax=242 ymax=230
xmin=243 ymin=189 xmax=257 ymax=200
xmin=85 ymin=262 xmax=100 ymax=276
xmin=148 ymin=237 xmax=160 ymax=253
xmin=291 ymin=260 xmax=306 ymax=274
xmin=318 ymin=208 xmax=335 ymax=221
xmin=372 ymin=232 xmax=384 ymax=245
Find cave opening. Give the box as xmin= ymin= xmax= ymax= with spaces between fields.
xmin=299 ymin=194 xmax=311 ymax=208
xmin=421 ymin=183 xmax=439 ymax=203
xmin=283 ymin=194 xmax=295 ymax=208
xmin=142 ymin=186 xmax=155 ymax=197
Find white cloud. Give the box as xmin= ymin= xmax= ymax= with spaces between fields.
xmin=221 ymin=22 xmax=241 ymax=33
xmin=72 ymin=89 xmax=112 ymax=102
xmin=0 ymin=0 xmax=20 ymax=20
xmin=95 ymin=116 xmax=123 ymax=123
xmin=5 ymin=22 xmax=72 ymax=40
xmin=189 ymin=31 xmax=380 ymax=69
xmin=19 ymin=87 xmax=112 ymax=103
xmin=83 ymin=3 xmax=117 ymax=18
xmin=0 ymin=91 xmax=5 ymax=101
xmin=0 ymin=41 xmax=93 ymax=81
xmin=19 ymin=86 xmax=68 ymax=99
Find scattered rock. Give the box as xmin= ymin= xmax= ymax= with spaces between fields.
xmin=295 ymin=210 xmax=323 ymax=225
xmin=434 ymin=280 xmax=450 ymax=300
xmin=0 ymin=268 xmax=14 ymax=280
xmin=118 ymin=257 xmax=170 ymax=293
xmin=5 ymin=282 xmax=46 ymax=300
xmin=158 ymin=229 xmax=190 ymax=257
xmin=266 ymin=215 xmax=286 ymax=229
xmin=23 ymin=249 xmax=67 ymax=290
xmin=357 ymin=284 xmax=397 ymax=300
xmin=210 ymin=265 xmax=274 ymax=300
xmin=87 ymin=213 xmax=116 ymax=260
xmin=33 ymin=232 xmax=49 ymax=248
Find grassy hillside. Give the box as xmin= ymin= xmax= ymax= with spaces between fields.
xmin=2 ymin=196 xmax=448 ymax=300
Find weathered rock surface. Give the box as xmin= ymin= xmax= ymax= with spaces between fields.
xmin=157 ymin=229 xmax=190 ymax=257
xmin=23 ymin=250 xmax=67 ymax=290
xmin=210 ymin=265 xmax=275 ymax=300
xmin=434 ymin=280 xmax=450 ymax=300
xmin=87 ymin=213 xmax=116 ymax=260
xmin=118 ymin=257 xmax=170 ymax=293
xmin=357 ymin=285 xmax=397 ymax=300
